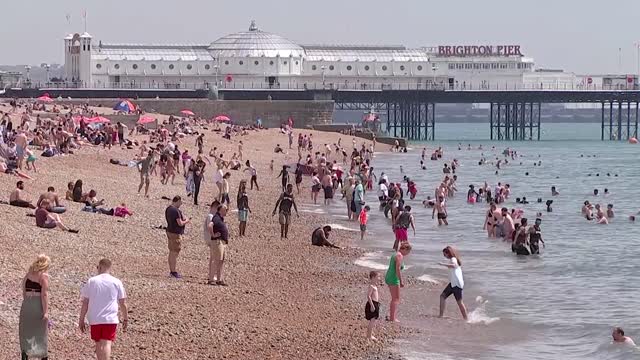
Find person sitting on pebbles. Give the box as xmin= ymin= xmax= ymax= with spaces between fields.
xmin=37 ymin=186 xmax=66 ymax=214
xmin=36 ymin=199 xmax=78 ymax=233
xmin=9 ymin=181 xmax=36 ymax=209
xmin=83 ymin=190 xmax=114 ymax=216
xmin=311 ymin=225 xmax=342 ymax=249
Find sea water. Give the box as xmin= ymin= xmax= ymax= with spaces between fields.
xmin=343 ymin=123 xmax=640 ymax=359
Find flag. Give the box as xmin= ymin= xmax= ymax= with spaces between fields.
xmin=65 ymin=13 xmax=71 ymax=24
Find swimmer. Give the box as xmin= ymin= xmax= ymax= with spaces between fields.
xmin=629 ymin=215 xmax=636 ymax=222
xmin=400 ymin=166 xmax=404 ymax=174
xmin=612 ymin=327 xmax=636 ymax=346
xmin=422 ymin=196 xmax=435 ymax=208
xmin=607 ymin=204 xmax=614 ymax=219
xmin=595 ymin=204 xmax=608 ymax=224
xmin=525 ymin=172 xmax=529 ymax=176
xmin=604 ymin=188 xmax=610 ymax=195
xmin=551 ymin=186 xmax=559 ymax=196
xmin=593 ymin=189 xmax=599 ymax=196
xmin=546 ymin=200 xmax=553 ymax=212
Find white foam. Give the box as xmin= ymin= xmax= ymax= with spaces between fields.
xmin=466 ymin=296 xmax=500 ymax=325
xmin=417 ymin=274 xmax=440 ymax=284
xmin=326 ymin=223 xmax=359 ymax=232
xmin=299 ymin=208 xmax=327 ymax=214
xmin=354 ymin=252 xmax=388 ymax=270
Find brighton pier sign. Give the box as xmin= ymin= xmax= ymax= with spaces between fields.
xmin=438 ymin=45 xmax=523 ymax=57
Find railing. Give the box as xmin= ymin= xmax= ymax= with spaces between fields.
xmin=16 ymin=81 xmax=640 ymax=92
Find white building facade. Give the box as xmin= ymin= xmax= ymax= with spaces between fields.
xmin=64 ymin=20 xmax=591 ymax=91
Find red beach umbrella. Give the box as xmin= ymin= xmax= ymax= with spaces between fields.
xmin=214 ymin=115 xmax=231 ymax=122
xmin=180 ymin=109 xmax=195 ymax=116
xmin=85 ymin=116 xmax=111 ymax=124
xmin=137 ymin=115 xmax=156 ymax=124
xmin=37 ymin=95 xmax=54 ymax=103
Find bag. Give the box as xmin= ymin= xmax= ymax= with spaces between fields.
xmin=350 ymin=190 xmax=356 ymax=212
xmin=203 ymin=214 xmax=213 ymax=246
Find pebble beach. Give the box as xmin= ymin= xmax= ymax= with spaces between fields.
xmin=0 ymin=102 xmax=403 ymax=359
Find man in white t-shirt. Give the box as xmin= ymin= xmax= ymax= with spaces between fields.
xmin=79 ymin=258 xmax=128 ymax=360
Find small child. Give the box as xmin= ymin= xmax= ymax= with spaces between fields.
xmin=114 ymin=203 xmax=133 ymax=218
xmin=365 ymin=270 xmax=380 ymax=340
xmin=25 ymin=148 xmax=37 ymax=172
xmin=359 ymin=205 xmax=370 ymax=240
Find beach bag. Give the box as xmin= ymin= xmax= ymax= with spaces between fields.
xmin=203 ymin=214 xmax=214 ymax=246
xmin=350 ymin=190 xmax=356 ymax=212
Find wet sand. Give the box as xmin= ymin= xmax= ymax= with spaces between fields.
xmin=0 ymin=106 xmax=405 ymax=359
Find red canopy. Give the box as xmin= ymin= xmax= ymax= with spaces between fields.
xmin=180 ymin=109 xmax=195 ymax=116
xmin=37 ymin=95 xmax=54 ymax=103
xmin=214 ymin=115 xmax=231 ymax=122
xmin=137 ymin=115 xmax=156 ymax=124
xmin=84 ymin=116 xmax=111 ymax=124
xmin=363 ymin=113 xmax=377 ymax=122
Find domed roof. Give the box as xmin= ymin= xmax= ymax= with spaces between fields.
xmin=208 ymin=21 xmax=304 ymax=58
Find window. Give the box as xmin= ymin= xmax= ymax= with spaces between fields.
xmin=448 ymin=64 xmax=455 ymax=70
xmin=491 ymin=63 xmax=498 ymax=69
xmin=224 ymin=60 xmax=229 ymax=65
xmin=312 ymin=65 xmax=317 ymax=70
xmin=364 ymin=65 xmax=370 ymax=71
xmin=88 ymin=45 xmax=91 ymax=51
xmin=205 ymin=64 xmax=211 ymax=70
xmin=295 ymin=61 xmax=299 ymax=65
xmin=417 ymin=65 xmax=423 ymax=71
xmin=114 ymin=64 xmax=120 ymax=69
xmin=239 ymin=61 xmax=244 ymax=65
xmin=96 ymin=64 xmax=102 ymax=69
xmin=151 ymin=64 xmax=157 ymax=70
xmin=284 ymin=61 xmax=288 ymax=65
xmin=169 ymin=64 xmax=174 ymax=70
xmin=473 ymin=63 xmax=481 ymax=69
xmin=254 ymin=61 xmax=259 ymax=65
xmin=132 ymin=64 xmax=138 ymax=70
xmin=382 ymin=65 xmax=387 ymax=71
xmin=346 ymin=65 xmax=352 ymax=71
xmin=400 ymin=65 xmax=405 ymax=71
xmin=483 ymin=63 xmax=489 ymax=69
xmin=329 ymin=65 xmax=334 ymax=70
xmin=270 ymin=61 xmax=274 ymax=66
xmin=187 ymin=64 xmax=193 ymax=70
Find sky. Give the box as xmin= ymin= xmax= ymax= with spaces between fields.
xmin=2 ymin=0 xmax=640 ymax=74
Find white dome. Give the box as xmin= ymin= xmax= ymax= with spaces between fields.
xmin=208 ymin=21 xmax=304 ymax=58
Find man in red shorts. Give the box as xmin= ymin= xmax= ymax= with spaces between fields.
xmin=79 ymin=258 xmax=128 ymax=360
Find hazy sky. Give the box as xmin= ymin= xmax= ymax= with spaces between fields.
xmin=3 ymin=0 xmax=640 ymax=74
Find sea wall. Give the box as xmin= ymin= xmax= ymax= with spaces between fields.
xmin=56 ymin=99 xmax=335 ymax=128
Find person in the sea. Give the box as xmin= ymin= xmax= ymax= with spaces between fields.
xmin=595 ymin=204 xmax=608 ymax=224
xmin=365 ymin=270 xmax=380 ymax=341
xmin=438 ymin=246 xmax=468 ymax=321
xmin=612 ymin=327 xmax=636 ymax=346
xmin=551 ymin=186 xmax=559 ymax=196
xmin=528 ymin=218 xmax=545 ymax=254
xmin=432 ymin=195 xmax=448 ymax=226
xmin=607 ymin=204 xmax=615 ymax=219
xmin=385 ymin=242 xmax=412 ymax=322
xmin=311 ymin=225 xmax=341 ymax=248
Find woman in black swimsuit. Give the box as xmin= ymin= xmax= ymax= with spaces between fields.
xmin=483 ymin=203 xmax=498 ymax=237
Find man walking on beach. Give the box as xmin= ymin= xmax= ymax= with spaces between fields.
xmin=137 ymin=150 xmax=154 ymax=198
xmin=165 ymin=196 xmax=190 ymax=278
xmin=273 ymin=183 xmax=299 ymax=239
xmin=79 ymin=258 xmax=128 ymax=360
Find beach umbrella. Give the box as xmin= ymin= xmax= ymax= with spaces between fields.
xmin=214 ymin=115 xmax=231 ymax=122
xmin=137 ymin=115 xmax=156 ymax=124
xmin=37 ymin=94 xmax=54 ymax=103
xmin=85 ymin=116 xmax=111 ymax=124
xmin=363 ymin=113 xmax=376 ymax=122
xmin=113 ymin=99 xmax=136 ymax=113
xmin=180 ymin=109 xmax=195 ymax=116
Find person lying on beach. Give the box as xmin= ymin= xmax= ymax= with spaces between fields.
xmin=0 ymin=160 xmax=33 ymax=179
xmin=9 ymin=181 xmax=36 ymax=209
xmin=311 ymin=226 xmax=341 ymax=248
xmin=37 ymin=186 xmax=66 ymax=214
xmin=36 ymin=199 xmax=78 ymax=233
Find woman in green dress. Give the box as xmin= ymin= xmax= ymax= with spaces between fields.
xmin=19 ymin=254 xmax=50 ymax=360
xmin=385 ymin=242 xmax=412 ymax=322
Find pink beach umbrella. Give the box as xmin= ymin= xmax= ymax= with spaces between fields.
xmin=214 ymin=115 xmax=231 ymax=122
xmin=180 ymin=109 xmax=195 ymax=116
xmin=37 ymin=95 xmax=54 ymax=103
xmin=137 ymin=115 xmax=156 ymax=124
xmin=85 ymin=116 xmax=111 ymax=124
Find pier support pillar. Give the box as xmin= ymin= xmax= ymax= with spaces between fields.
xmin=490 ymin=102 xmax=540 ymax=140
xmin=601 ymin=101 xmax=639 ymax=140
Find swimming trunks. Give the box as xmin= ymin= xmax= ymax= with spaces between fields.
xmin=364 ymin=301 xmax=380 ymax=320
xmin=437 ymin=212 xmax=447 ymax=219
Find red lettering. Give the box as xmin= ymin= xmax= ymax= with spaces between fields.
xmin=506 ymin=45 xmax=514 ymax=55
xmin=438 ymin=46 xmax=445 ymax=55
xmin=460 ymin=46 xmax=468 ymax=56
xmin=485 ymin=46 xmax=494 ymax=56
xmin=497 ymin=46 xmax=504 ymax=55
xmin=514 ymin=45 xmax=522 ymax=56
xmin=445 ymin=46 xmax=452 ymax=56
xmin=478 ymin=46 xmax=486 ymax=55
